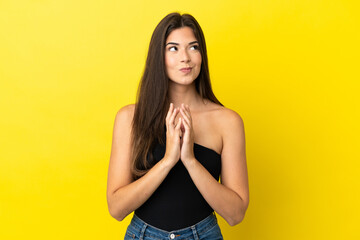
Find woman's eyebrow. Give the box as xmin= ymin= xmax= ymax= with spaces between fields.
xmin=165 ymin=41 xmax=199 ymax=46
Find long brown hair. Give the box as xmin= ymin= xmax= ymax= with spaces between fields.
xmin=131 ymin=12 xmax=223 ymax=179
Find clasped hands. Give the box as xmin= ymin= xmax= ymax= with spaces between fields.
xmin=164 ymin=103 xmax=195 ymax=165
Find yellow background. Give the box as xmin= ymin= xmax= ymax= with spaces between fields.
xmin=1 ymin=0 xmax=359 ymax=239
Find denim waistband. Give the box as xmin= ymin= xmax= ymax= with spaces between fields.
xmin=127 ymin=212 xmax=220 ymax=239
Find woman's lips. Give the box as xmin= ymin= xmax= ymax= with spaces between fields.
xmin=180 ymin=67 xmax=192 ymax=73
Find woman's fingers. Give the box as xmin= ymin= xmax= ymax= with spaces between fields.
xmin=179 ymin=104 xmax=189 ymax=118
xmin=180 ymin=105 xmax=192 ymax=127
xmin=169 ymin=107 xmax=179 ymax=128
xmin=179 ymin=105 xmax=195 ymax=163
xmin=175 ymin=117 xmax=182 ymax=130
xmin=165 ymin=103 xmax=173 ymax=124
xmin=166 ymin=103 xmax=180 ymax=131
xmin=175 ymin=117 xmax=182 ymax=141
xmin=167 ymin=103 xmax=193 ymax=134
xmin=180 ymin=110 xmax=191 ymax=126
xmin=179 ymin=105 xmax=193 ymax=144
xmin=181 ymin=113 xmax=190 ymax=128
xmin=186 ymin=105 xmax=192 ymax=125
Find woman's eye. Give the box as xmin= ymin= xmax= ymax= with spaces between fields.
xmin=169 ymin=46 xmax=177 ymax=51
xmin=190 ymin=45 xmax=199 ymax=50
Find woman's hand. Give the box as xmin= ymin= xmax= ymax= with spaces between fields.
xmin=164 ymin=103 xmax=182 ymax=167
xmin=179 ymin=104 xmax=195 ymax=163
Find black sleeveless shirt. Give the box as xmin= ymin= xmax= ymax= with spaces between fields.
xmin=134 ymin=134 xmax=222 ymax=231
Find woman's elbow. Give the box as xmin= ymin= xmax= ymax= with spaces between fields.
xmin=226 ymin=210 xmax=246 ymax=226
xmin=109 ymin=208 xmax=124 ymax=222
xmin=108 ymin=204 xmax=126 ymax=222
xmin=227 ymin=200 xmax=249 ymax=226
xmin=227 ymin=212 xmax=245 ymax=226
xmin=107 ymin=196 xmax=127 ymax=221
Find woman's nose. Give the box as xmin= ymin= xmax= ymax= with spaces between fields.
xmin=180 ymin=49 xmax=190 ymax=63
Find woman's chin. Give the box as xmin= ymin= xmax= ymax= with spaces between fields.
xmin=169 ymin=78 xmax=196 ymax=86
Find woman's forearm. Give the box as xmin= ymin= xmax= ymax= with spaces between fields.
xmin=108 ymin=157 xmax=173 ymax=221
xmin=183 ymin=157 xmax=248 ymax=226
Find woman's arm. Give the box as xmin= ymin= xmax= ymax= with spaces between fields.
xmin=106 ymin=104 xmax=182 ymax=221
xmin=180 ymin=105 xmax=249 ymax=226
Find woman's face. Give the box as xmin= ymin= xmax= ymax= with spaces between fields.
xmin=164 ymin=27 xmax=202 ymax=86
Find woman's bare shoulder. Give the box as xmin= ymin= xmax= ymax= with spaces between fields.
xmin=219 ymin=107 xmax=243 ymax=122
xmin=114 ymin=104 xmax=136 ymax=126
xmin=117 ymin=104 xmax=135 ymax=114
xmin=117 ymin=104 xmax=135 ymax=116
xmin=205 ymin=102 xmax=242 ymax=120
xmin=209 ymin=105 xmax=244 ymax=130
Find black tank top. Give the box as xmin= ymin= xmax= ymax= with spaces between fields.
xmin=134 ymin=134 xmax=222 ymax=231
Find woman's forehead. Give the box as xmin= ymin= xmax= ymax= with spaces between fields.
xmin=166 ymin=27 xmax=197 ymax=44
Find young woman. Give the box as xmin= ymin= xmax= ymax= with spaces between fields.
xmin=107 ymin=12 xmax=249 ymax=240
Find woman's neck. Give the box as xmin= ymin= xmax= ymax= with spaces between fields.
xmin=168 ymin=82 xmax=205 ymax=111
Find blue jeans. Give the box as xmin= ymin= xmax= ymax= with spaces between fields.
xmin=124 ymin=213 xmax=224 ymax=240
